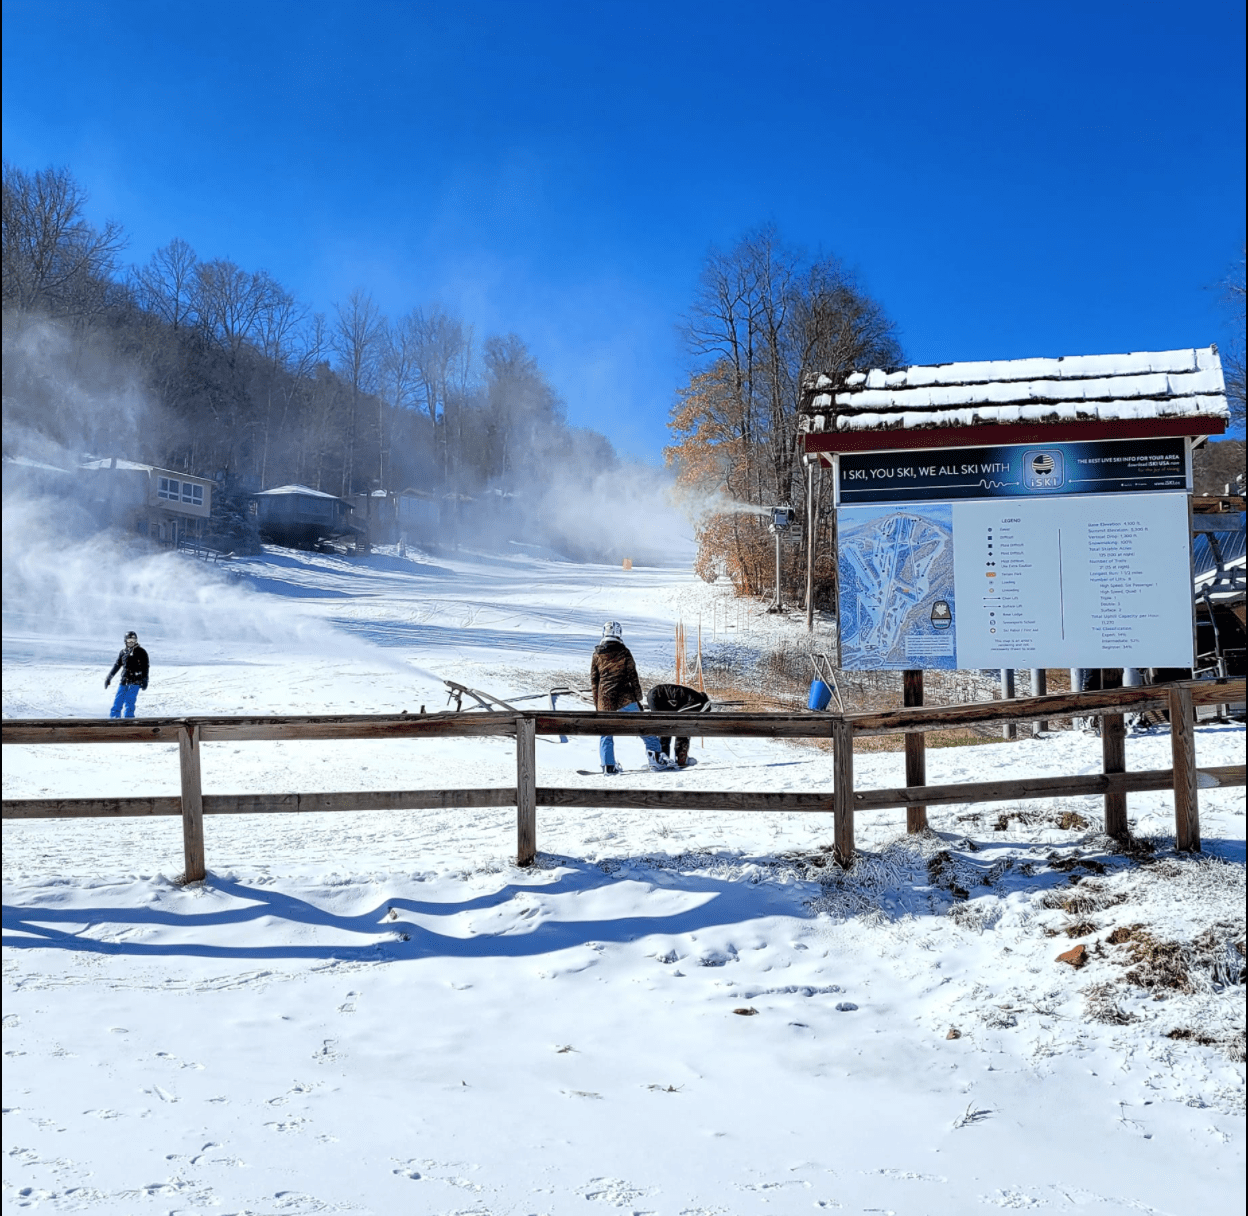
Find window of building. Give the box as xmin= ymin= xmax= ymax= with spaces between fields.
xmin=158 ymin=477 xmax=180 ymax=501
xmin=182 ymin=482 xmax=204 ymax=506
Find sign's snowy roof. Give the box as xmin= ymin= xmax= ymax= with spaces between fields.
xmin=800 ymin=346 xmax=1228 ymax=435
xmin=255 ymin=484 xmax=346 ymax=500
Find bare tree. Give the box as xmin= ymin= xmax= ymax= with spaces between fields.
xmin=481 ymin=333 xmax=562 ymax=484
xmin=131 ymin=238 xmax=199 ymax=331
xmin=254 ymin=288 xmax=306 ymax=485
xmin=380 ymin=313 xmax=423 ymax=488
xmin=673 ymin=226 xmax=900 ymax=599
xmin=331 ymin=289 xmax=383 ymax=494
xmin=406 ymin=308 xmax=469 ymax=479
xmin=2 ymin=162 xmax=125 ymax=316
xmin=195 ymin=260 xmax=284 ymax=362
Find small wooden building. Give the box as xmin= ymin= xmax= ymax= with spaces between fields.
xmin=253 ymin=485 xmax=356 ymax=549
xmin=347 ymin=489 xmax=441 ymax=546
xmin=80 ymin=458 xmax=213 ymax=545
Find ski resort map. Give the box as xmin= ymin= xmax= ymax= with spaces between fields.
xmin=837 ymin=503 xmax=957 ymax=670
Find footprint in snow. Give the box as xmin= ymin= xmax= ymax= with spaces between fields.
xmin=867 ymin=1167 xmax=948 ymax=1182
xmin=264 ymin=1117 xmax=308 ymax=1133
xmin=582 ymin=1177 xmax=651 ymax=1204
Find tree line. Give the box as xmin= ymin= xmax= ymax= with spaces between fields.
xmin=2 ymin=161 xmax=617 ymax=506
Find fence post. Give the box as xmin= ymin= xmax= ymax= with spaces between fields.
xmin=1101 ymin=669 xmax=1128 ymax=840
xmin=903 ymin=669 xmax=926 ymax=832
xmin=1169 ymin=685 xmax=1200 ymax=851
xmin=832 ymin=715 xmax=854 ymax=867
xmin=516 ymin=715 xmax=537 ymax=866
xmin=179 ymin=725 xmax=206 ymax=883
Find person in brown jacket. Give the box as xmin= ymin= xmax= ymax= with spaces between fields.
xmin=591 ymin=621 xmax=667 ymax=773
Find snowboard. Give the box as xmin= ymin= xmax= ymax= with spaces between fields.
xmin=575 ymin=759 xmax=696 ymax=776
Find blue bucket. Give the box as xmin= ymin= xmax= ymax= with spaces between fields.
xmin=808 ymin=679 xmax=832 ymax=711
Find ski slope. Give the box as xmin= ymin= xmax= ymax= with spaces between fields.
xmin=3 ymin=543 xmax=1245 ymax=1215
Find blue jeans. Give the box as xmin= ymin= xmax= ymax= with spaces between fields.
xmin=110 ymin=683 xmax=141 ymax=718
xmin=599 ymin=702 xmax=662 ymax=768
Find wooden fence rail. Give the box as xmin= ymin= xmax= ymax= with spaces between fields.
xmin=3 ymin=679 xmax=1243 ymax=880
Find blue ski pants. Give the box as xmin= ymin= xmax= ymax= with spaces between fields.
xmin=599 ymin=702 xmax=662 ymax=768
xmin=110 ymin=683 xmax=141 ymax=719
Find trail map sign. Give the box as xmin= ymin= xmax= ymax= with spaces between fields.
xmin=835 ymin=438 xmax=1194 ymax=670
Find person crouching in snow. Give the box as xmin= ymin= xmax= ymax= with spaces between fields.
xmin=590 ymin=621 xmax=669 ymax=773
xmin=645 ymin=682 xmax=710 ymax=767
xmin=105 ymin=631 xmax=149 ymax=719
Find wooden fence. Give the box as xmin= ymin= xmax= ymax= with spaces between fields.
xmin=2 ymin=679 xmax=1243 ymax=883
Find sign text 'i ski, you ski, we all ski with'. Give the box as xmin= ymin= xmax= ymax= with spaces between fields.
xmin=833 ymin=437 xmax=1194 ymax=671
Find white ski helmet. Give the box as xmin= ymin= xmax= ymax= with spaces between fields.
xmin=602 ymin=621 xmax=623 ymax=640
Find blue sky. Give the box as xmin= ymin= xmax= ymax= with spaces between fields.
xmin=4 ymin=0 xmax=1244 ymax=459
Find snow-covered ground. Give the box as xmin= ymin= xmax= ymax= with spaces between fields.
xmin=3 ymin=543 xmax=1245 ymax=1215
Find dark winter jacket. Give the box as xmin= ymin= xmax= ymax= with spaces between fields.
xmin=107 ymin=645 xmax=149 ymax=689
xmin=590 ymin=638 xmax=643 ymax=711
xmin=645 ymin=683 xmax=710 ymax=714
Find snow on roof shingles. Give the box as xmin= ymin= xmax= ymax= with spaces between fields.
xmin=255 ymin=484 xmax=346 ymax=500
xmin=80 ymin=458 xmax=156 ymax=472
xmin=802 ymin=347 xmax=1229 ymax=433
xmin=78 ymin=459 xmax=214 ymax=479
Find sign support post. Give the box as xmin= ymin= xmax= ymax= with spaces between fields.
xmin=903 ymin=670 xmax=926 ymax=832
xmin=1030 ymin=668 xmax=1048 ymax=733
xmin=1101 ymin=668 xmax=1128 ymax=840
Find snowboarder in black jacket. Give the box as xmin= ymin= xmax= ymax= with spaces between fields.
xmin=645 ymin=682 xmax=710 ymax=767
xmin=106 ymin=631 xmax=149 ymax=719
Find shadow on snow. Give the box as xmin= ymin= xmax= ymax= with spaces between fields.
xmin=4 ymin=834 xmax=1240 ymax=963
xmin=1 ymin=861 xmax=781 ymax=963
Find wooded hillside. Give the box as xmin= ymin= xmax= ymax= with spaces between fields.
xmin=2 ymin=163 xmax=618 ymax=507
